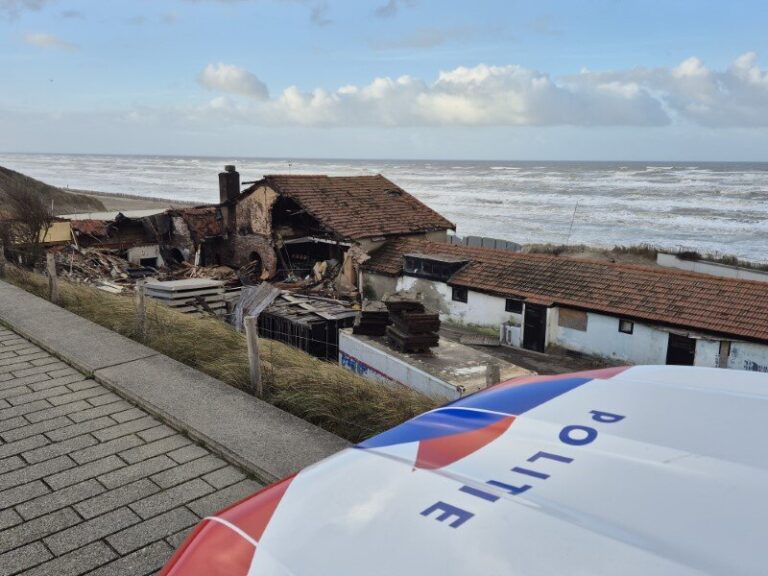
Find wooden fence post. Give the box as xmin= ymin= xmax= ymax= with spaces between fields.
xmin=485 ymin=363 xmax=501 ymax=387
xmin=244 ymin=315 xmax=263 ymax=398
xmin=135 ymin=279 xmax=146 ymax=340
xmin=46 ymin=252 xmax=59 ymax=304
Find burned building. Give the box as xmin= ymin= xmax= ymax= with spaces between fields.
xmin=167 ymin=168 xmax=455 ymax=291
xmin=231 ymin=172 xmax=455 ymax=286
xmin=48 ymin=168 xmax=456 ymax=300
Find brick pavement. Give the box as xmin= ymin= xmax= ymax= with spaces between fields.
xmin=0 ymin=328 xmax=263 ymax=576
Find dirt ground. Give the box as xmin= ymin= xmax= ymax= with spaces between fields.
xmin=439 ymin=324 xmax=620 ymax=376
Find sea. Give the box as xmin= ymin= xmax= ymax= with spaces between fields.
xmin=1 ymin=153 xmax=767 ymax=262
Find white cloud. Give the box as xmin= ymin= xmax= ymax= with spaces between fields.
xmin=197 ymin=53 xmax=768 ymax=129
xmin=198 ymin=63 xmax=269 ymax=100
xmin=23 ymin=32 xmax=78 ymax=50
xmin=569 ymin=52 xmax=768 ymax=127
xmin=672 ymin=57 xmax=709 ymax=79
xmin=0 ymin=0 xmax=54 ymax=20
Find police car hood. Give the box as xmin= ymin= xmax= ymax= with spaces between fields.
xmin=160 ymin=366 xmax=768 ymax=576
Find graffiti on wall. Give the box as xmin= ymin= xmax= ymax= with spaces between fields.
xmin=743 ymin=360 xmax=768 ymax=373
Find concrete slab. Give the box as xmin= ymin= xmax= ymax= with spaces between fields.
xmin=340 ymin=328 xmax=532 ymax=401
xmin=144 ymin=279 xmax=224 ymax=292
xmin=0 ymin=282 xmax=158 ymax=375
xmin=95 ymin=354 xmax=349 ymax=483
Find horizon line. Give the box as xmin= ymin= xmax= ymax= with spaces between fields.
xmin=1 ymin=151 xmax=766 ymax=165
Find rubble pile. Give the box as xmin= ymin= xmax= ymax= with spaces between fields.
xmin=52 ymin=246 xmax=138 ymax=292
xmin=384 ymin=295 xmax=440 ymax=352
xmin=271 ymin=256 xmax=357 ymax=302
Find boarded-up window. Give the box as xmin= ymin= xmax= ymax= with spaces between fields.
xmin=558 ymin=308 xmax=588 ymax=331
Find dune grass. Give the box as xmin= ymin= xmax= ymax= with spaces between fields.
xmin=524 ymin=242 xmax=659 ymax=260
xmin=525 ymin=242 xmax=768 ymax=271
xmin=4 ymin=266 xmax=438 ymax=443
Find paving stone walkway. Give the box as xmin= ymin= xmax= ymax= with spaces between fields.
xmin=0 ymin=328 xmax=263 ymax=576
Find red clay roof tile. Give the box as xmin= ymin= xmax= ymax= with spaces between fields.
xmin=363 ymin=238 xmax=768 ymax=342
xmin=245 ymin=175 xmax=454 ymax=240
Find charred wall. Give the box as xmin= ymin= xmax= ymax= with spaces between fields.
xmin=236 ymin=186 xmax=279 ymax=236
xmin=230 ymin=234 xmax=278 ymax=279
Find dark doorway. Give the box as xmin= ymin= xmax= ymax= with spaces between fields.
xmin=666 ymin=333 xmax=696 ymax=365
xmin=168 ymin=248 xmax=185 ymax=265
xmin=523 ymin=304 xmax=547 ymax=352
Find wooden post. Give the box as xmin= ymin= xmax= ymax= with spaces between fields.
xmin=135 ymin=279 xmax=146 ymax=340
xmin=0 ymin=240 xmax=6 ymax=279
xmin=46 ymin=252 xmax=60 ymax=304
xmin=244 ymin=315 xmax=263 ymax=398
xmin=485 ymin=363 xmax=501 ymax=387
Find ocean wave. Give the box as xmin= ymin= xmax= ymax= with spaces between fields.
xmin=3 ymin=153 xmax=768 ymax=260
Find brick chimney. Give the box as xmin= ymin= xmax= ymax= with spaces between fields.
xmin=219 ymin=165 xmax=240 ymax=204
xmin=218 ymin=165 xmax=240 ymax=235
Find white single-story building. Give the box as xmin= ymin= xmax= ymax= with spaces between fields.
xmin=360 ymin=238 xmax=768 ymax=372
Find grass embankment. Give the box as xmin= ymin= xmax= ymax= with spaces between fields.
xmin=4 ymin=266 xmax=438 ymax=443
xmin=524 ymin=242 xmax=768 ymax=271
xmin=524 ymin=243 xmax=659 ymax=261
xmin=0 ymin=165 xmax=105 ymax=214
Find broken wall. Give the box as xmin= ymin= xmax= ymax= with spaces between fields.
xmin=230 ymin=234 xmax=278 ymax=278
xmin=361 ymin=271 xmax=398 ymax=301
xmin=170 ymin=216 xmax=195 ymax=263
xmin=236 ymin=186 xmax=278 ymax=235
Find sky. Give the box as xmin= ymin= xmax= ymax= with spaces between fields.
xmin=1 ymin=0 xmax=767 ymax=160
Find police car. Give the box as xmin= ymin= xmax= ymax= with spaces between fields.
xmin=160 ymin=366 xmax=767 ymax=575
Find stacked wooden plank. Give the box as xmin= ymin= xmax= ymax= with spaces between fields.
xmin=384 ymin=296 xmax=440 ymax=352
xmin=353 ymin=302 xmax=390 ymax=336
xmin=144 ymin=279 xmax=226 ymax=316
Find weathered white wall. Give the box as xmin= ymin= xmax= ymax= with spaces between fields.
xmin=395 ymin=275 xmax=521 ymax=328
xmin=338 ymin=331 xmax=460 ymax=401
xmin=693 ymin=339 xmax=721 ymax=368
xmin=550 ymin=310 xmax=768 ymax=370
xmin=552 ymin=311 xmax=670 ymax=365
xmin=360 ymin=272 xmax=398 ymax=301
xmin=657 ymin=253 xmax=768 ymax=282
xmin=127 ymin=245 xmax=164 ymax=267
xmin=728 ymin=341 xmax=768 ymax=373
xmin=422 ymin=230 xmax=450 ymax=243
xmin=502 ymin=324 xmax=522 ymax=347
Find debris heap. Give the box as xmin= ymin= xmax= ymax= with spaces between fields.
xmin=384 ymin=295 xmax=440 ymax=352
xmin=52 ymin=246 xmax=146 ymax=293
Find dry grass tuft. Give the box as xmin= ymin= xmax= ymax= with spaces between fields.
xmin=5 ymin=266 xmax=438 ymax=442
